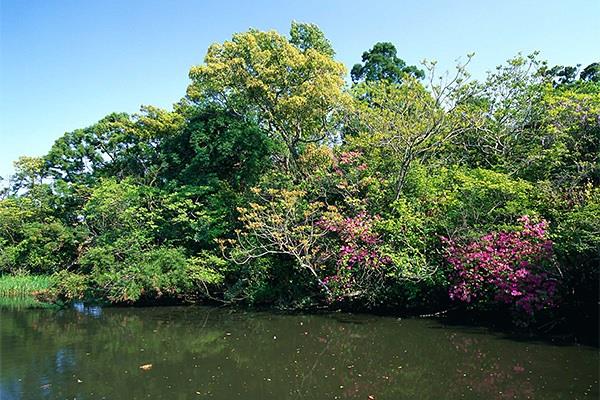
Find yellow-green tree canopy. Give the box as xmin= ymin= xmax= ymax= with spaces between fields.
xmin=187 ymin=25 xmax=347 ymax=169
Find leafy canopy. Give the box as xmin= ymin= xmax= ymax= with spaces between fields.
xmin=351 ymin=42 xmax=424 ymax=84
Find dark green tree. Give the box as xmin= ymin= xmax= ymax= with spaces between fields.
xmin=542 ymin=64 xmax=580 ymax=87
xmin=580 ymin=62 xmax=600 ymax=82
xmin=351 ymin=42 xmax=424 ymax=84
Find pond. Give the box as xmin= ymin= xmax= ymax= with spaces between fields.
xmin=1 ymin=305 xmax=597 ymax=399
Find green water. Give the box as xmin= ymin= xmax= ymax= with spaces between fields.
xmin=0 ymin=305 xmax=597 ymax=399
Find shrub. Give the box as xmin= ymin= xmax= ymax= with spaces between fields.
xmin=319 ymin=211 xmax=391 ymax=303
xmin=552 ymin=187 xmax=600 ymax=318
xmin=50 ymin=270 xmax=89 ymax=301
xmin=443 ymin=216 xmax=559 ymax=316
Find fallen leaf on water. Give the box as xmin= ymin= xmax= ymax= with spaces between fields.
xmin=139 ymin=364 xmax=153 ymax=370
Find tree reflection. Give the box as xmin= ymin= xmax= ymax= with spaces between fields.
xmin=1 ymin=308 xmax=597 ymax=399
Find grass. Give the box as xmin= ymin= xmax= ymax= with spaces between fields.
xmin=0 ymin=274 xmax=54 ymax=297
xmin=0 ymin=274 xmax=55 ymax=308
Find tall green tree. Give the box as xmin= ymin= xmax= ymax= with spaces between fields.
xmin=349 ymin=58 xmax=478 ymax=199
xmin=580 ymin=62 xmax=599 ymax=82
xmin=289 ymin=21 xmax=335 ymax=57
xmin=351 ymin=42 xmax=424 ymax=84
xmin=186 ymin=24 xmax=347 ymax=172
xmin=10 ymin=156 xmax=46 ymax=193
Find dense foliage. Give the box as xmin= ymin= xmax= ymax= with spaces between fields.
xmin=1 ymin=23 xmax=597 ymax=326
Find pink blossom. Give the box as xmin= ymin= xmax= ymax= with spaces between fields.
xmin=320 ymin=211 xmax=390 ymax=300
xmin=443 ymin=217 xmax=559 ymax=317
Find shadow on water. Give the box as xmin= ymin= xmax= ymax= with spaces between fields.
xmin=1 ymin=305 xmax=597 ymax=400
xmin=430 ymin=307 xmax=600 ymax=348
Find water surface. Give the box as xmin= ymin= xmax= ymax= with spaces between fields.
xmin=1 ymin=306 xmax=597 ymax=399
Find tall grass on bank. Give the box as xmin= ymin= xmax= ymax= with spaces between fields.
xmin=0 ymin=275 xmax=53 ymax=297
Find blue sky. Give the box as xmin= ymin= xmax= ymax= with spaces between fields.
xmin=1 ymin=0 xmax=599 ymax=180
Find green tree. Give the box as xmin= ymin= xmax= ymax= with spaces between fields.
xmin=10 ymin=156 xmax=46 ymax=193
xmin=0 ymin=190 xmax=82 ymax=274
xmin=186 ymin=25 xmax=347 ymax=172
xmin=72 ymin=178 xmax=223 ymax=303
xmin=159 ymin=104 xmax=273 ymax=189
xmin=532 ymin=82 xmax=600 ymax=187
xmin=447 ymin=53 xmax=548 ymax=172
xmin=451 ymin=55 xmax=599 ymax=187
xmin=349 ymin=58 xmax=478 ymax=199
xmin=542 ymin=64 xmax=580 ymax=87
xmin=580 ymin=62 xmax=600 ymax=82
xmin=289 ymin=21 xmax=335 ymax=57
xmin=46 ymin=108 xmax=181 ymax=186
xmin=351 ymin=42 xmax=424 ymax=84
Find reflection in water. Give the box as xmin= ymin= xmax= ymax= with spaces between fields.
xmin=0 ymin=306 xmax=597 ymax=399
xmin=54 ymin=348 xmax=76 ymax=374
xmin=72 ymin=302 xmax=103 ymax=317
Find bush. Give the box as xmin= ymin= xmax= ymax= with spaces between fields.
xmin=552 ymin=186 xmax=600 ymax=317
xmin=90 ymin=247 xmax=191 ymax=303
xmin=443 ymin=216 xmax=559 ymax=317
xmin=319 ymin=211 xmax=391 ymax=304
xmin=50 ymin=270 xmax=89 ymax=301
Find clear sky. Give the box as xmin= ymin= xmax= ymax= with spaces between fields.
xmin=1 ymin=0 xmax=599 ymax=180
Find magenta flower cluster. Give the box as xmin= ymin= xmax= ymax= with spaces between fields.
xmin=443 ymin=216 xmax=558 ymax=315
xmin=320 ymin=212 xmax=391 ymax=297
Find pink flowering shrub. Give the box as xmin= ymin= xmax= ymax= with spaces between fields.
xmin=319 ymin=211 xmax=391 ymax=302
xmin=443 ymin=216 xmax=558 ymax=315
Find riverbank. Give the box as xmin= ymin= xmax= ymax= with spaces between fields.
xmin=2 ymin=273 xmax=596 ymax=347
